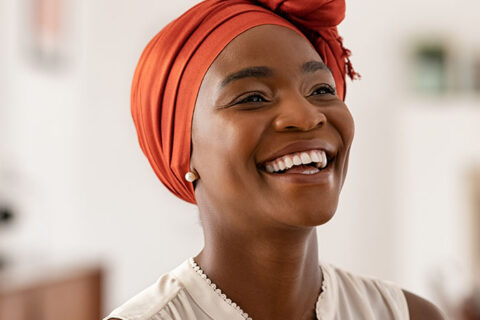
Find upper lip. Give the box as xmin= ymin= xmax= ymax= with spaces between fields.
xmin=257 ymin=139 xmax=337 ymax=165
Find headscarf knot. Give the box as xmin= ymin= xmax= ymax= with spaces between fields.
xmin=255 ymin=0 xmax=360 ymax=81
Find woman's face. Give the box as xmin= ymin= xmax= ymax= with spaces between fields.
xmin=191 ymin=25 xmax=354 ymax=229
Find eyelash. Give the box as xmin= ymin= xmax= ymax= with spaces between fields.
xmin=234 ymin=84 xmax=336 ymax=106
xmin=236 ymin=93 xmax=268 ymax=105
xmin=309 ymin=84 xmax=336 ymax=96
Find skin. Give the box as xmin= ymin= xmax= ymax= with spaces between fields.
xmin=191 ymin=25 xmax=350 ymax=320
xmin=114 ymin=25 xmax=444 ymax=320
xmin=404 ymin=290 xmax=446 ymax=319
xmin=189 ymin=25 xmax=444 ymax=320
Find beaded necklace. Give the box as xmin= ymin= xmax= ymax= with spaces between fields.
xmin=190 ymin=257 xmax=252 ymax=319
xmin=189 ymin=257 xmax=324 ymax=320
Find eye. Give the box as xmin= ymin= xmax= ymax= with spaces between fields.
xmin=309 ymin=84 xmax=336 ymax=96
xmin=235 ymin=93 xmax=268 ymax=105
xmin=217 ymin=92 xmax=270 ymax=110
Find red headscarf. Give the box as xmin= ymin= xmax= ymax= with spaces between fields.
xmin=131 ymin=0 xmax=358 ymax=204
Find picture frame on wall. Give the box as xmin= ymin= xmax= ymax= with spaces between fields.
xmin=23 ymin=0 xmax=70 ymax=70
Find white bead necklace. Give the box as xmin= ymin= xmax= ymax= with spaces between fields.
xmin=189 ymin=257 xmax=253 ymax=319
xmin=189 ymin=257 xmax=324 ymax=320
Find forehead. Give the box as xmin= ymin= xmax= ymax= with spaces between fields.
xmin=203 ymin=24 xmax=323 ymax=85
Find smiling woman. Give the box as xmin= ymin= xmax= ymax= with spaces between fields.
xmin=105 ymin=1 xmax=445 ymax=319
xmin=191 ymin=25 xmax=352 ymax=229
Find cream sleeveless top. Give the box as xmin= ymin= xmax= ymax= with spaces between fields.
xmin=104 ymin=258 xmax=409 ymax=320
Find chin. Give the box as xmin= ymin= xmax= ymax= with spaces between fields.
xmin=296 ymin=208 xmax=337 ymax=227
xmin=269 ymin=200 xmax=339 ymax=228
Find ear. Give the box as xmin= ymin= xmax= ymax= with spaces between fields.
xmin=187 ymin=144 xmax=200 ymax=187
xmin=189 ymin=143 xmax=199 ymax=176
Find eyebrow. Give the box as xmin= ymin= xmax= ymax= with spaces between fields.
xmin=301 ymin=60 xmax=332 ymax=74
xmin=219 ymin=61 xmax=332 ymax=89
xmin=220 ymin=66 xmax=273 ymax=88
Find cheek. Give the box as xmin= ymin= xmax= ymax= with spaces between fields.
xmin=343 ymin=109 xmax=355 ymax=146
xmin=192 ymin=111 xmax=266 ymax=195
xmin=330 ymin=106 xmax=355 ymax=184
xmin=331 ymin=105 xmax=355 ymax=148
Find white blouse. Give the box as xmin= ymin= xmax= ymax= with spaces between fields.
xmin=104 ymin=258 xmax=409 ymax=320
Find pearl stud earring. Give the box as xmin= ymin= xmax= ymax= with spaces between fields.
xmin=185 ymin=171 xmax=198 ymax=182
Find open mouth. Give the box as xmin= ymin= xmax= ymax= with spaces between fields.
xmin=258 ymin=149 xmax=335 ymax=175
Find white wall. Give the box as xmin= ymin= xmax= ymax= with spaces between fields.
xmin=1 ymin=0 xmax=479 ymax=315
xmin=394 ymin=100 xmax=480 ymax=304
xmin=335 ymin=1 xmax=480 ymax=306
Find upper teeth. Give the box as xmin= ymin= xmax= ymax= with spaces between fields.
xmin=264 ymin=150 xmax=328 ymax=173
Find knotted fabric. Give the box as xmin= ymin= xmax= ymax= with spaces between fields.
xmin=131 ymin=0 xmax=358 ymax=204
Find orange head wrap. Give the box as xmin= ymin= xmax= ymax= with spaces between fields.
xmin=131 ymin=0 xmax=358 ymax=204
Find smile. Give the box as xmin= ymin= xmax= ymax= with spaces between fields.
xmin=260 ymin=149 xmax=335 ymax=175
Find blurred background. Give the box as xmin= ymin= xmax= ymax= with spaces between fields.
xmin=0 ymin=0 xmax=479 ymax=319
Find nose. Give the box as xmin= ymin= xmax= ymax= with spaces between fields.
xmin=272 ymin=93 xmax=327 ymax=132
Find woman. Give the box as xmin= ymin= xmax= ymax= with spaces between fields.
xmin=105 ymin=0 xmax=445 ymax=319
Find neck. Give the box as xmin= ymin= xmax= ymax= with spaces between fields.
xmin=195 ymin=221 xmax=322 ymax=320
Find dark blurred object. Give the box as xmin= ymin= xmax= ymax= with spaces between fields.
xmin=474 ymin=54 xmax=480 ymax=94
xmin=0 ymin=207 xmax=14 ymax=225
xmin=412 ymin=40 xmax=448 ymax=94
xmin=462 ymin=286 xmax=480 ymax=320
xmin=0 ymin=206 xmax=15 ymax=270
xmin=408 ymin=36 xmax=480 ymax=97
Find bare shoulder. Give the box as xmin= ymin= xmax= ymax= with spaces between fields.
xmin=402 ymin=289 xmax=445 ymax=320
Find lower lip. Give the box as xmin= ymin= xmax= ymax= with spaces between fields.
xmin=260 ymin=159 xmax=335 ymax=184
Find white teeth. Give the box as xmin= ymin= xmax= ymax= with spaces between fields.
xmin=292 ymin=155 xmax=302 ymax=166
xmin=284 ymin=156 xmax=294 ymax=168
xmin=300 ymin=152 xmax=311 ymax=164
xmin=273 ymin=162 xmax=280 ymax=172
xmin=301 ymin=167 xmax=320 ymax=175
xmin=310 ymin=151 xmax=321 ymax=162
xmin=319 ymin=151 xmax=327 ymax=168
xmin=262 ymin=149 xmax=331 ymax=173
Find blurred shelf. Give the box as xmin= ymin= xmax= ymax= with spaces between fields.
xmin=395 ymin=94 xmax=480 ymax=110
xmin=0 ymin=261 xmax=103 ymax=320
